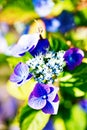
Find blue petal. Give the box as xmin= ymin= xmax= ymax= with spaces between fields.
xmin=26 ymin=73 xmax=33 ymax=80
xmin=42 ymin=101 xmax=54 ymax=114
xmin=14 ymin=62 xmax=29 ymax=76
xmin=53 ymin=94 xmax=59 ymax=102
xmin=32 ymin=83 xmax=47 ymax=97
xmin=28 ymin=92 xmax=46 ymax=109
xmin=17 ymin=79 xmax=23 ymax=85
xmin=19 ymin=52 xmax=25 ymax=56
xmin=30 ymin=38 xmax=49 ymax=56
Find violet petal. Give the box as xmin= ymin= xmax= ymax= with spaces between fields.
xmin=53 ymin=94 xmax=59 ymax=102
xmin=48 ymin=86 xmax=58 ymax=102
xmin=10 ymin=73 xmax=22 ymax=83
xmin=30 ymin=39 xmax=49 ymax=56
xmin=42 ymin=101 xmax=54 ymax=114
xmin=42 ymin=101 xmax=59 ymax=114
xmin=26 ymin=73 xmax=33 ymax=80
xmin=28 ymin=92 xmax=46 ymax=110
xmin=14 ymin=62 xmax=29 ymax=76
xmin=32 ymin=83 xmax=47 ymax=97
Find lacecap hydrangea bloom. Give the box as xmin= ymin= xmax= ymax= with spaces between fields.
xmin=10 ymin=32 xmax=84 ymax=114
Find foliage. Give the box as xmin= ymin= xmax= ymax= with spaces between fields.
xmin=20 ymin=105 xmax=50 ymax=130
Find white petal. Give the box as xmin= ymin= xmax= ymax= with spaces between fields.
xmin=50 ymin=100 xmax=60 ymax=115
xmin=17 ymin=33 xmax=39 ymax=48
xmin=10 ymin=33 xmax=40 ymax=57
xmin=28 ymin=93 xmax=46 ymax=110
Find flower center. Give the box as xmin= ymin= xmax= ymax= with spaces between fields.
xmin=42 ymin=95 xmax=48 ymax=99
xmin=26 ymin=51 xmax=65 ymax=84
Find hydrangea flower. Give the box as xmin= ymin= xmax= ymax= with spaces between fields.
xmin=64 ymin=48 xmax=84 ymax=70
xmin=10 ymin=33 xmax=40 ymax=57
xmin=9 ymin=32 xmax=84 ymax=115
xmin=79 ymin=99 xmax=87 ymax=113
xmin=42 ymin=10 xmax=75 ymax=33
xmin=57 ymin=10 xmax=75 ymax=33
xmin=32 ymin=0 xmax=54 ymax=17
xmin=42 ymin=17 xmax=60 ymax=32
xmin=28 ymin=83 xmax=59 ymax=114
xmin=10 ymin=62 xmax=32 ymax=86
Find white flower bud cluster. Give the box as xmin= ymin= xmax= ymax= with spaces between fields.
xmin=26 ymin=51 xmax=65 ymax=84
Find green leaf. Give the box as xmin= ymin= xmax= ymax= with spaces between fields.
xmin=0 ymin=6 xmax=38 ymax=24
xmin=51 ymin=0 xmax=74 ymax=16
xmin=54 ymin=118 xmax=66 ymax=130
xmin=60 ymin=63 xmax=87 ymax=98
xmin=48 ymin=33 xmax=68 ymax=52
xmin=7 ymin=78 xmax=36 ymax=100
xmin=20 ymin=105 xmax=50 ymax=130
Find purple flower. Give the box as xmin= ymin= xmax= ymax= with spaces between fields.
xmin=42 ymin=10 xmax=75 ymax=33
xmin=10 ymin=62 xmax=32 ymax=86
xmin=30 ymin=38 xmax=50 ymax=56
xmin=28 ymin=83 xmax=59 ymax=114
xmin=64 ymin=48 xmax=84 ymax=70
xmin=11 ymin=33 xmax=40 ymax=57
xmin=79 ymin=99 xmax=87 ymax=113
xmin=32 ymin=0 xmax=54 ymax=17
